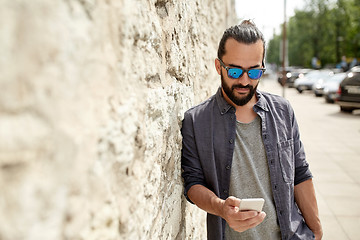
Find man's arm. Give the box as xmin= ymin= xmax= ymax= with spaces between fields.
xmin=187 ymin=184 xmax=266 ymax=233
xmin=294 ymin=179 xmax=323 ymax=240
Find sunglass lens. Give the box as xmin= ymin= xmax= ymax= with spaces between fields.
xmin=248 ymin=69 xmax=263 ymax=80
xmin=228 ymin=68 xmax=243 ymax=79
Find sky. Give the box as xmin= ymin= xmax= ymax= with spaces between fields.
xmin=235 ymin=0 xmax=306 ymax=43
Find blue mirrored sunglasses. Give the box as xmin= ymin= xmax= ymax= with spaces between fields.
xmin=218 ymin=58 xmax=266 ymax=80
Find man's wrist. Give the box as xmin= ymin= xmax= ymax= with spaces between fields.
xmin=211 ymin=197 xmax=225 ymax=218
xmin=312 ymin=227 xmax=323 ymax=239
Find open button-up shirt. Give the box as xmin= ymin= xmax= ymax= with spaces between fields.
xmin=181 ymin=87 xmax=314 ymax=240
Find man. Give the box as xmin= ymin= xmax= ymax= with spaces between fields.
xmin=181 ymin=20 xmax=323 ymax=240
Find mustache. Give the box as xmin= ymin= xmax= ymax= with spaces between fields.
xmin=232 ymin=84 xmax=252 ymax=90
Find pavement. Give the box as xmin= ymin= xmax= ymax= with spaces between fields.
xmin=259 ymin=76 xmax=360 ymax=240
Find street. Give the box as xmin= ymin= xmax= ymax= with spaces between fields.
xmin=260 ymin=76 xmax=360 ymax=240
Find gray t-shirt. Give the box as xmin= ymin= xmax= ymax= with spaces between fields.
xmin=225 ymin=116 xmax=281 ymax=240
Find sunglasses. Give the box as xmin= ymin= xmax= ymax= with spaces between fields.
xmin=218 ymin=58 xmax=266 ymax=80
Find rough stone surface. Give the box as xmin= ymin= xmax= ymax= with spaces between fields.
xmin=0 ymin=1 xmax=235 ymax=239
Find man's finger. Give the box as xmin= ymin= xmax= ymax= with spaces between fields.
xmin=231 ymin=212 xmax=267 ymax=232
xmin=225 ymin=196 xmax=241 ymax=207
xmin=246 ymin=211 xmax=266 ymax=227
xmin=233 ymin=210 xmax=260 ymax=221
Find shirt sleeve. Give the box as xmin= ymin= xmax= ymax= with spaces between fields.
xmin=289 ymin=102 xmax=313 ymax=185
xmin=181 ymin=111 xmax=208 ymax=203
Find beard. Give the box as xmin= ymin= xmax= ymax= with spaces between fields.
xmin=221 ymin=72 xmax=258 ymax=106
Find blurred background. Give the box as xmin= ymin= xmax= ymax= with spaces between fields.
xmin=237 ymin=0 xmax=360 ymax=114
xmin=238 ymin=0 xmax=360 ymax=70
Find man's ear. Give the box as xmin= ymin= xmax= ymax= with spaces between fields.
xmin=215 ymin=58 xmax=221 ymax=75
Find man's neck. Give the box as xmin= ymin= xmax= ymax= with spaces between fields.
xmin=234 ymin=99 xmax=257 ymax=123
xmin=222 ymin=88 xmax=258 ymax=123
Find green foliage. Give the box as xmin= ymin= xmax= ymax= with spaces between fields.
xmin=267 ymin=0 xmax=360 ymax=68
xmin=266 ymin=34 xmax=281 ymax=66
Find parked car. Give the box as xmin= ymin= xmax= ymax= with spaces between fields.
xmin=313 ymin=78 xmax=327 ymax=97
xmin=323 ymin=72 xmax=347 ymax=103
xmin=277 ymin=67 xmax=297 ymax=86
xmin=294 ymin=70 xmax=334 ymax=93
xmin=313 ymin=71 xmax=345 ymax=97
xmin=336 ymin=66 xmax=360 ymax=112
xmin=287 ymin=68 xmax=312 ymax=88
xmin=277 ymin=67 xmax=311 ymax=87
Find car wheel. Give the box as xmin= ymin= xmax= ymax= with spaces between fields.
xmin=340 ymin=106 xmax=353 ymax=113
xmin=296 ymin=88 xmax=303 ymax=93
xmin=325 ymin=98 xmax=334 ymax=104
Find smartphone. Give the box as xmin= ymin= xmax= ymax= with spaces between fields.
xmin=239 ymin=198 xmax=265 ymax=212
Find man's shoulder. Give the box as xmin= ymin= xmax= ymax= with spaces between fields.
xmin=260 ymin=91 xmax=287 ymax=102
xmin=184 ymin=94 xmax=217 ymax=117
xmin=259 ymin=91 xmax=290 ymax=110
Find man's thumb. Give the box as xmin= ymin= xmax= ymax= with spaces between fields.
xmin=226 ymin=196 xmax=241 ymax=207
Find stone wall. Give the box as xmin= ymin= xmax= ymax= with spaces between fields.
xmin=0 ymin=0 xmax=235 ymax=239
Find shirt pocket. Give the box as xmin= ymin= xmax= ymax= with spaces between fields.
xmin=277 ymin=139 xmax=294 ymax=183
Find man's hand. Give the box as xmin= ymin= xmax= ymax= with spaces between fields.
xmin=187 ymin=185 xmax=266 ymax=232
xmin=220 ymin=196 xmax=266 ymax=232
xmin=294 ymin=180 xmax=322 ymax=240
xmin=313 ymin=229 xmax=323 ymax=240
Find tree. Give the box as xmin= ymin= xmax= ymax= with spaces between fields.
xmin=266 ymin=33 xmax=281 ymax=66
xmin=266 ymin=0 xmax=359 ymax=68
xmin=287 ymin=10 xmax=316 ymax=67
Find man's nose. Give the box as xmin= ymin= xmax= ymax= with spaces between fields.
xmin=236 ymin=72 xmax=251 ymax=85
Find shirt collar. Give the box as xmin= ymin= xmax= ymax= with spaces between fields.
xmin=254 ymin=90 xmax=269 ymax=112
xmin=215 ymin=87 xmax=269 ymax=114
xmin=215 ymin=87 xmax=234 ymax=115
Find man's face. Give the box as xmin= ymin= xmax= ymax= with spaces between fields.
xmin=216 ymin=38 xmax=264 ymax=106
xmin=220 ymin=71 xmax=258 ymax=106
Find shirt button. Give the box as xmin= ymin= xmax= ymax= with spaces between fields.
xmin=226 ymin=165 xmax=230 ymax=170
xmin=274 ymin=185 xmax=277 ymax=190
xmin=229 ymin=139 xmax=234 ymax=144
xmin=270 ymin=160 xmax=274 ymax=165
xmin=224 ymin=190 xmax=228 ymax=194
xmin=264 ymin=135 xmax=267 ymax=139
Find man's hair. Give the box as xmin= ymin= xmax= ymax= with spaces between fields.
xmin=217 ymin=20 xmax=266 ymax=67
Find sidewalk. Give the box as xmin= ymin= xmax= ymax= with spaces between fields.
xmin=259 ymin=76 xmax=360 ymax=240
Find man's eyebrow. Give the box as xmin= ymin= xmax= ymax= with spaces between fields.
xmin=228 ymin=63 xmax=261 ymax=69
